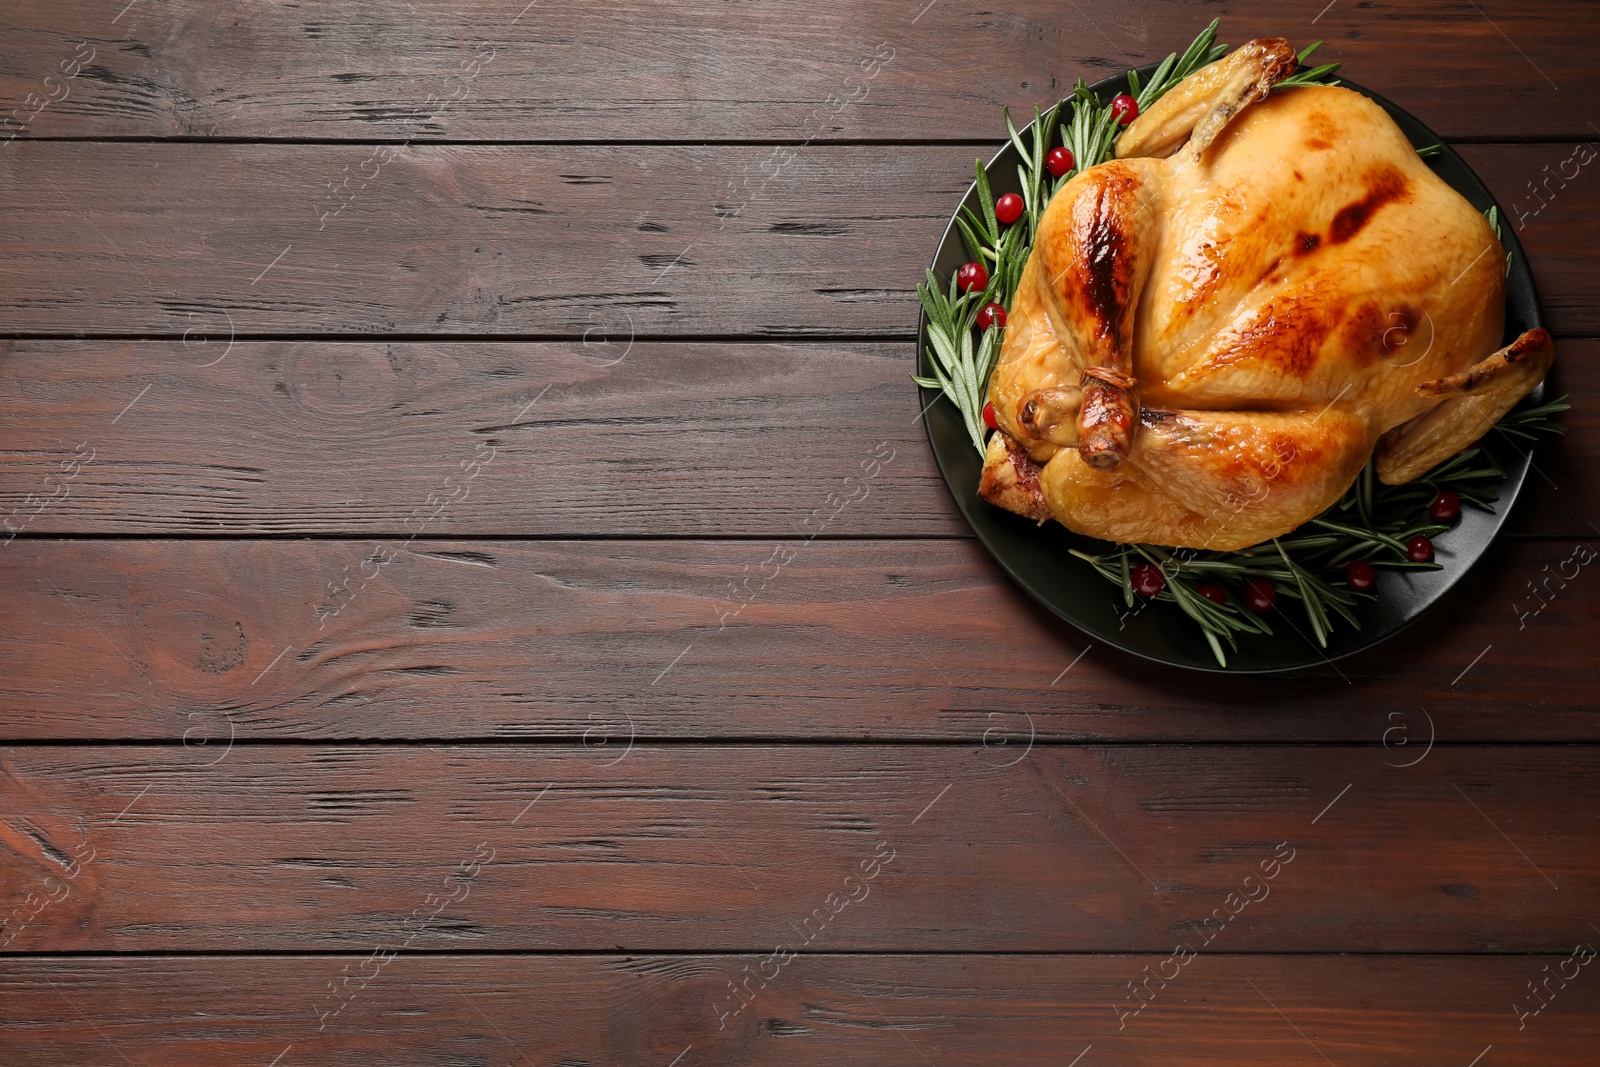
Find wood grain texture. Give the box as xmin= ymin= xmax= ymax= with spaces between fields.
xmin=0 ymin=340 xmax=962 ymax=537
xmin=4 ymin=954 xmax=1597 ymax=1065
xmin=0 ymin=338 xmax=1588 ymax=538
xmin=0 ymin=0 xmax=1587 ymax=142
xmin=1 ymin=744 xmax=1595 ymax=953
xmin=1 ymin=0 xmax=1596 ymax=1059
xmin=2 ymin=537 xmax=1596 ymax=742
xmin=1 ymin=143 xmax=1596 ymax=337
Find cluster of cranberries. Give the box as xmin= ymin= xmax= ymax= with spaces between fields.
xmin=955 ymin=261 xmax=1007 ymax=336
xmin=957 ymin=96 xmax=1141 ymax=341
xmin=1132 ymin=565 xmax=1282 ymax=612
xmin=1381 ymin=489 xmax=1460 ymax=570
xmin=1396 ymin=489 xmax=1460 ymax=565
xmin=1128 ymin=490 xmax=1463 ymax=610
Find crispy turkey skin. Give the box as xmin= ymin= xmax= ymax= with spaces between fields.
xmin=980 ymin=40 xmax=1554 ymax=551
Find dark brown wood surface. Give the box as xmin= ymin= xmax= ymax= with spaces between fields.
xmin=1 ymin=538 xmax=1595 ymax=741
xmin=2 ymin=956 xmax=1596 ymax=1066
xmin=0 ymin=0 xmax=1591 ymax=141
xmin=1 ymin=144 xmax=1598 ymax=336
xmin=1 ymin=0 xmax=1596 ymax=1062
xmin=0 ymin=744 xmax=1592 ymax=952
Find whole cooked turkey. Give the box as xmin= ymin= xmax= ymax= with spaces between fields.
xmin=979 ymin=38 xmax=1555 ymax=551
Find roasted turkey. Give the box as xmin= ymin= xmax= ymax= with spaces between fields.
xmin=979 ymin=38 xmax=1555 ymax=550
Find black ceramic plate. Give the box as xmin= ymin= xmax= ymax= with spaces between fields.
xmin=916 ymin=69 xmax=1547 ymax=673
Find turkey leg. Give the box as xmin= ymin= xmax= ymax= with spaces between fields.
xmin=1037 ymin=161 xmax=1156 ymax=471
xmin=1063 ymin=38 xmax=1298 ymax=472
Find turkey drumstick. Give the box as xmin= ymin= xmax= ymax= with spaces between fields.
xmin=1059 ymin=39 xmax=1299 ymax=471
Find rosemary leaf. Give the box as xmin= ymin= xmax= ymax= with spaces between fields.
xmin=972 ymin=158 xmax=1000 ymax=243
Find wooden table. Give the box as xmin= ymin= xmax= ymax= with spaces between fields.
xmin=2 ymin=2 xmax=1596 ymax=1063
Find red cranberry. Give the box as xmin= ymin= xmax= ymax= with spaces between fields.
xmin=956 ymin=261 xmax=988 ymax=293
xmin=1344 ymin=559 xmax=1377 ymax=592
xmin=1132 ymin=563 xmax=1166 ymax=598
xmin=1408 ymin=535 xmax=1434 ymax=563
xmin=1244 ymin=577 xmax=1276 ymax=612
xmin=982 ymin=400 xmax=998 ymax=430
xmin=1197 ymin=583 xmax=1228 ymax=605
xmin=1045 ymin=146 xmax=1075 ymax=177
xmin=1110 ymin=93 xmax=1139 ymax=125
xmin=1429 ymin=490 xmax=1461 ymax=522
xmin=994 ymin=192 xmax=1025 ymax=225
xmin=976 ymin=302 xmax=1007 ymax=329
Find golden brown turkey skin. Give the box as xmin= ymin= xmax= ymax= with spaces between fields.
xmin=982 ymin=47 xmax=1553 ymax=551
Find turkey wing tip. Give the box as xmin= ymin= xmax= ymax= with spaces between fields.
xmin=979 ymin=431 xmax=1054 ymax=523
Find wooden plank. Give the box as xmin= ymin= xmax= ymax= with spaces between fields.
xmin=0 ymin=340 xmax=962 ymax=537
xmin=0 ymin=0 xmax=1589 ymax=142
xmin=2 ymin=537 xmax=1595 ymax=742
xmin=1 ymin=744 xmax=1595 ymax=952
xmin=0 ymin=143 xmax=1597 ymax=337
xmin=1505 ymin=344 xmax=1592 ymax=540
xmin=1460 ymin=143 xmax=1600 ymax=341
xmin=2 ymin=954 xmax=1597 ymax=1065
xmin=0 ymin=337 xmax=1586 ymax=538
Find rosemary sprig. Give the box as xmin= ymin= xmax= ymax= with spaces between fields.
xmin=912 ymin=267 xmax=1000 ymax=455
xmin=1073 ymin=395 xmax=1567 ymax=665
xmin=1004 ymin=100 xmax=1067 ymax=242
xmin=1495 ymin=396 xmax=1570 ymax=441
xmin=1276 ymin=41 xmax=1341 ymax=88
